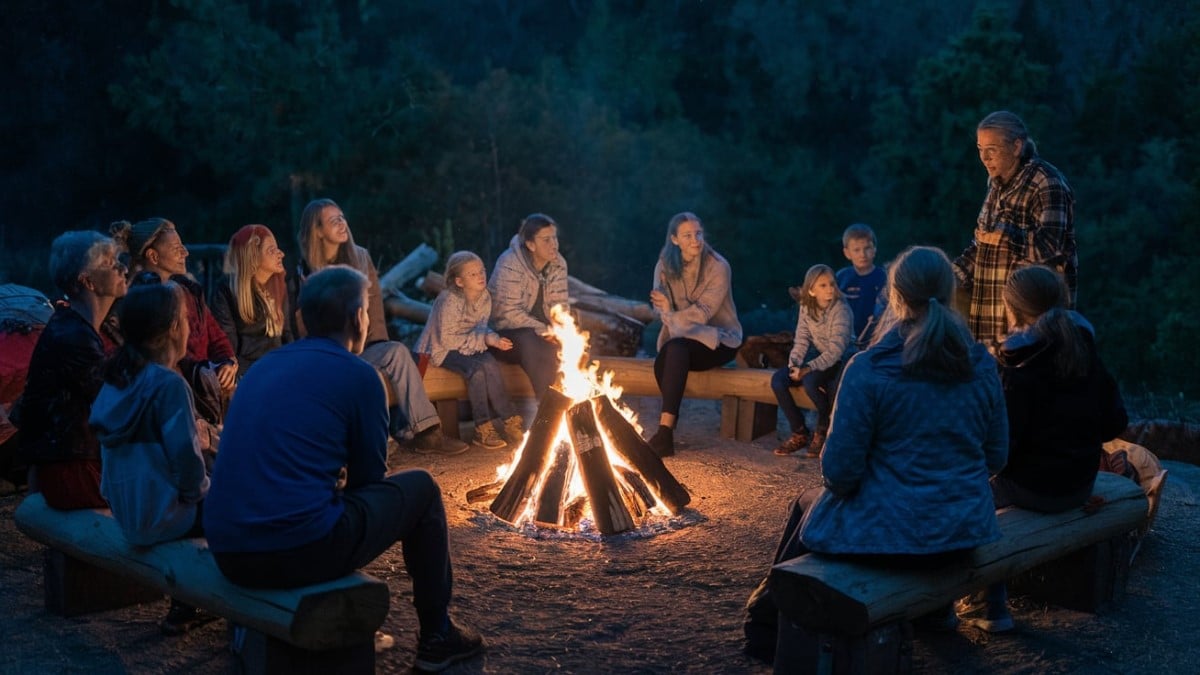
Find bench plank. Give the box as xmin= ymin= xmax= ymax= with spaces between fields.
xmin=769 ymin=471 xmax=1148 ymax=635
xmin=14 ymin=493 xmax=389 ymax=651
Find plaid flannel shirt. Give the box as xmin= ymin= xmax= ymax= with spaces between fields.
xmin=953 ymin=155 xmax=1075 ymax=345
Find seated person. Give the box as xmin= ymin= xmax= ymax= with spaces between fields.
xmin=89 ymin=281 xmax=213 ymax=635
xmin=14 ymin=231 xmax=127 ymax=509
xmin=210 ymin=224 xmax=292 ymax=378
xmin=743 ymin=246 xmax=1008 ymax=665
xmin=290 ymin=199 xmax=467 ymax=455
xmin=204 ymin=265 xmax=484 ymax=672
xmin=956 ymin=264 xmax=1128 ymax=633
xmin=487 ymin=213 xmax=568 ymax=400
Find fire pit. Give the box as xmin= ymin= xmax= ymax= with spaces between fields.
xmin=468 ymin=308 xmax=692 ymax=536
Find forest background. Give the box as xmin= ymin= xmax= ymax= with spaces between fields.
xmin=1 ymin=0 xmax=1197 ymax=412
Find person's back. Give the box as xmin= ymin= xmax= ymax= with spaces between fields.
xmin=203 ymin=335 xmax=387 ymax=551
xmin=205 ymin=265 xmax=483 ymax=672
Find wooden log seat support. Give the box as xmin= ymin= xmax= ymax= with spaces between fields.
xmin=14 ymin=493 xmax=390 ymax=675
xmin=421 ymin=356 xmax=815 ymax=442
xmin=768 ymin=471 xmax=1150 ymax=674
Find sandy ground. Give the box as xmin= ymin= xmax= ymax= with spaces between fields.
xmin=2 ymin=396 xmax=1197 ymax=674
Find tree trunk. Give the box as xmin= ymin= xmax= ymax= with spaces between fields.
xmin=379 ymin=243 xmax=438 ymax=297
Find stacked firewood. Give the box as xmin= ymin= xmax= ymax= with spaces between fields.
xmin=379 ymin=245 xmax=653 ymax=357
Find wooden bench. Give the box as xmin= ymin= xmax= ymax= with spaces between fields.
xmin=14 ymin=493 xmax=390 ymax=675
xmin=421 ymin=356 xmax=814 ymax=442
xmin=768 ymin=471 xmax=1149 ymax=674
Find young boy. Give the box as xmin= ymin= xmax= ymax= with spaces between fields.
xmin=835 ymin=224 xmax=887 ymax=348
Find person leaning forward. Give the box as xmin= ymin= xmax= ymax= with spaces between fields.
xmin=203 ymin=265 xmax=484 ymax=672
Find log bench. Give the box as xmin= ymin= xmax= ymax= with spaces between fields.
xmin=421 ymin=356 xmax=815 ymax=442
xmin=768 ymin=471 xmax=1149 ymax=674
xmin=14 ymin=492 xmax=390 ymax=675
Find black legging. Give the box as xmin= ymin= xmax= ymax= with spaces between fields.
xmin=653 ymin=337 xmax=739 ymax=418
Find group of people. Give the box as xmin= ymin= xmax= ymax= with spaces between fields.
xmin=7 ymin=108 xmax=1123 ymax=670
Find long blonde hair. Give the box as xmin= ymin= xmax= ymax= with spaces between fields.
xmin=296 ymin=198 xmax=366 ymax=274
xmin=225 ymin=224 xmax=285 ymax=337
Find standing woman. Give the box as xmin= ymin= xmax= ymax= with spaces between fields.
xmin=15 ymin=231 xmax=127 ymax=509
xmin=110 ymin=218 xmax=238 ymax=395
xmin=646 ymin=212 xmax=743 ymax=457
xmin=211 ymin=224 xmax=292 ymax=378
xmin=291 ymin=198 xmax=467 ymax=455
xmin=487 ymin=213 xmax=568 ymax=400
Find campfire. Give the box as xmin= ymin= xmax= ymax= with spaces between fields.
xmin=469 ymin=307 xmax=691 ymax=535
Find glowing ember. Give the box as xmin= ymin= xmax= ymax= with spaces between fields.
xmin=483 ymin=306 xmax=691 ymax=535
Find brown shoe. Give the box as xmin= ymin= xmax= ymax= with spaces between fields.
xmin=773 ymin=430 xmax=810 ymax=456
xmin=806 ymin=430 xmax=827 ymax=458
xmin=502 ymin=415 xmax=526 ymax=444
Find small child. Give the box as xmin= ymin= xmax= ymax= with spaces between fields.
xmin=835 ymin=223 xmax=888 ymax=349
xmin=771 ymin=264 xmax=853 ymax=457
xmin=416 ymin=251 xmax=524 ymax=450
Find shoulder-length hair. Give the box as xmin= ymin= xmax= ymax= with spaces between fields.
xmin=296 ymin=198 xmax=365 ymax=273
xmin=225 ymin=224 xmax=286 ymax=337
xmin=796 ymin=264 xmax=840 ymax=320
xmin=1003 ymin=264 xmax=1089 ymax=379
xmin=658 ymin=211 xmax=713 ymax=280
xmin=443 ymin=250 xmax=484 ymax=295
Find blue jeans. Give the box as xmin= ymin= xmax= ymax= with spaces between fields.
xmin=490 ymin=327 xmax=560 ymax=399
xmin=770 ymin=361 xmax=844 ymax=434
xmin=213 ymin=469 xmax=452 ymax=635
xmin=440 ymin=350 xmax=515 ymax=425
xmin=360 ymin=340 xmax=440 ymax=439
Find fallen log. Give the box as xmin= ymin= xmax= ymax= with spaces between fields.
xmin=379 ymin=243 xmax=438 ymax=297
xmin=382 ymin=291 xmax=432 ymax=323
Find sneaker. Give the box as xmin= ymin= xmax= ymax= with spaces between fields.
xmin=160 ymin=600 xmax=218 ymax=636
xmin=473 ymin=423 xmax=508 ymax=450
xmin=414 ymin=620 xmax=485 ymax=672
xmin=961 ymin=613 xmax=1015 ymax=633
xmin=805 ymin=430 xmax=827 ymax=458
xmin=647 ymin=426 xmax=674 ymax=457
xmin=411 ymin=426 xmax=470 ymax=456
xmin=374 ymin=630 xmax=395 ymax=652
xmin=502 ymin=414 xmax=526 ymax=444
xmin=772 ymin=430 xmax=810 ymax=456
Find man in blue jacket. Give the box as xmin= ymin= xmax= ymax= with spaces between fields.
xmin=204 ymin=265 xmax=483 ymax=672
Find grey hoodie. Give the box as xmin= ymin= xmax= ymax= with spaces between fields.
xmin=89 ymin=363 xmax=208 ymax=546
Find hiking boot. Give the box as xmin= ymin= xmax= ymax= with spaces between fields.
xmin=806 ymin=429 xmax=827 ymax=458
xmin=647 ymin=426 xmax=674 ymax=457
xmin=411 ymin=426 xmax=469 ymax=456
xmin=160 ymin=600 xmax=218 ymax=636
xmin=414 ymin=619 xmax=485 ymax=672
xmin=502 ymin=414 xmax=526 ymax=445
xmin=473 ymin=423 xmax=507 ymax=450
xmin=773 ymin=430 xmax=810 ymax=456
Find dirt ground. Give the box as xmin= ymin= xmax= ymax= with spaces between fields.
xmin=2 ymin=396 xmax=1197 ymax=674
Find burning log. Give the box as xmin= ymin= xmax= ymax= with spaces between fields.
xmin=616 ymin=467 xmax=655 ymax=518
xmin=567 ymin=399 xmax=635 ymax=535
xmin=466 ymin=480 xmax=504 ymax=505
xmin=534 ymin=441 xmax=573 ymax=527
xmin=489 ymin=388 xmax=573 ymax=523
xmin=593 ymin=396 xmax=691 ymax=514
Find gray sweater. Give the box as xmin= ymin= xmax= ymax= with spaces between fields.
xmin=488 ymin=235 xmax=569 ymax=333
xmin=416 ymin=289 xmax=497 ymax=367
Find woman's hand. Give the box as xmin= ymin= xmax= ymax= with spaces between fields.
xmin=215 ymin=361 xmax=238 ymax=391
xmin=649 ymin=288 xmax=670 ymax=314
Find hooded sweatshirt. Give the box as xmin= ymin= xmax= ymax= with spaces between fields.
xmin=90 ymin=362 xmax=208 ymax=546
xmin=488 ymin=234 xmax=569 ymax=332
